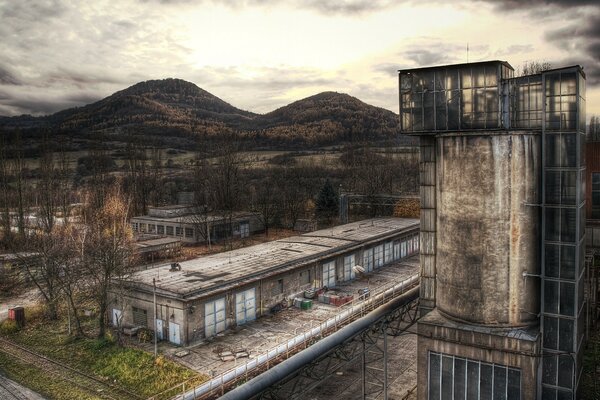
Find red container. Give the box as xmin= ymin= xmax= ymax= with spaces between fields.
xmin=8 ymin=306 xmax=25 ymax=327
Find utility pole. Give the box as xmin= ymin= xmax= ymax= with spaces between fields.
xmin=153 ymin=277 xmax=157 ymax=358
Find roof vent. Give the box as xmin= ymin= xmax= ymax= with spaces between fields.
xmin=170 ymin=263 xmax=181 ymax=272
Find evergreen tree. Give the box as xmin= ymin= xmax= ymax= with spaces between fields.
xmin=316 ymin=179 xmax=338 ymax=225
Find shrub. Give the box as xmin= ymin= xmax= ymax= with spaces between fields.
xmin=138 ymin=328 xmax=153 ymax=343
xmin=0 ymin=319 xmax=20 ymax=334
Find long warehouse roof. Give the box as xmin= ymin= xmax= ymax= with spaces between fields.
xmin=127 ymin=218 xmax=419 ymax=300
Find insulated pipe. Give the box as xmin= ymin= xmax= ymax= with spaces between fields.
xmin=177 ymin=274 xmax=419 ymax=400
xmin=217 ymin=285 xmax=420 ymax=400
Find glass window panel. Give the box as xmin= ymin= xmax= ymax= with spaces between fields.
xmin=561 ymin=95 xmax=577 ymax=113
xmin=559 ymin=282 xmax=575 ymax=316
xmin=558 ymin=318 xmax=574 ymax=352
xmin=446 ymin=70 xmax=459 ymax=90
xmin=545 ymin=171 xmax=561 ymax=205
xmin=435 ymin=70 xmax=446 ymax=91
xmin=493 ymin=366 xmax=507 ymax=400
xmin=593 ymin=173 xmax=600 ymax=191
xmin=545 ymin=207 xmax=560 ymax=242
xmin=544 ymin=316 xmax=558 ymax=349
xmin=441 ymin=355 xmax=453 ymax=400
xmin=400 ymin=74 xmax=412 ymax=91
xmin=413 ymin=108 xmax=423 ymax=131
xmin=454 ymin=358 xmax=466 ymax=400
xmin=480 ymin=364 xmax=493 ymax=400
xmin=486 ymin=113 xmax=498 ymax=129
xmin=578 ymin=274 xmax=584 ymax=314
xmin=435 ymin=92 xmax=447 ymax=131
xmin=402 ymin=112 xmax=412 ymax=132
xmin=557 ymin=354 xmax=573 ymax=389
xmin=507 ymin=369 xmax=520 ymax=399
xmin=561 ymin=72 xmax=577 ymax=95
xmin=546 ymin=73 xmax=560 ymax=97
xmin=542 ymin=387 xmax=557 ymax=400
xmin=560 ymin=208 xmax=576 ymax=243
xmin=545 ymin=280 xmax=559 ymax=314
xmin=485 ymin=88 xmax=498 ymax=113
xmin=461 ymin=68 xmax=472 ymax=89
xmin=560 ymin=245 xmax=575 ymax=279
xmin=429 ymin=352 xmax=441 ymax=400
xmin=543 ymin=356 xmax=557 ymax=385
xmin=473 ymin=65 xmax=486 ymax=88
xmin=424 ymin=92 xmax=435 ymax=131
xmin=467 ymin=361 xmax=479 ymax=400
xmin=448 ymin=91 xmax=460 ymax=130
xmin=557 ymin=389 xmax=573 ymax=400
xmin=475 ymin=89 xmax=486 ymax=113
xmin=485 ymin=65 xmax=498 ymax=87
xmin=421 ymin=70 xmax=434 ymax=91
xmin=545 ymin=244 xmax=560 ymax=278
xmin=413 ymin=73 xmax=423 ymax=91
xmin=561 ymin=171 xmax=577 ymax=205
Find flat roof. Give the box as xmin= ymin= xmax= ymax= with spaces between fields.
xmin=398 ymin=60 xmax=513 ymax=73
xmin=127 ymin=218 xmax=419 ymax=300
xmin=131 ymin=211 xmax=259 ymax=224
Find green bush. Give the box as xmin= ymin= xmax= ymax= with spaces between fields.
xmin=0 ymin=319 xmax=20 ymax=334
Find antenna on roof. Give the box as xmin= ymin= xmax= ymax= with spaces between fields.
xmin=467 ymin=43 xmax=469 ymax=63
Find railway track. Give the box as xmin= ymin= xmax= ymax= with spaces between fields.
xmin=0 ymin=336 xmax=142 ymax=400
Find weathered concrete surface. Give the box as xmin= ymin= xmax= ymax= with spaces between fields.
xmin=416 ymin=309 xmax=540 ymax=400
xmin=436 ymin=133 xmax=540 ymax=326
xmin=0 ymin=373 xmax=46 ymax=399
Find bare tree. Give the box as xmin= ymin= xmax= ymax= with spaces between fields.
xmin=83 ymin=184 xmax=136 ymax=338
xmin=519 ymin=60 xmax=552 ymax=76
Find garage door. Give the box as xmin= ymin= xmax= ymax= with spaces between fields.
xmin=235 ymin=288 xmax=256 ymax=325
xmin=205 ymin=298 xmax=227 ymax=338
xmin=343 ymin=255 xmax=355 ymax=281
xmin=322 ymin=261 xmax=336 ymax=288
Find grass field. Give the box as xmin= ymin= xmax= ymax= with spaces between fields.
xmin=0 ymin=308 xmax=207 ymax=399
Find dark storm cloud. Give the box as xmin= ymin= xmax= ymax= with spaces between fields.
xmin=544 ymin=11 xmax=600 ymax=86
xmin=0 ymin=65 xmax=21 ymax=85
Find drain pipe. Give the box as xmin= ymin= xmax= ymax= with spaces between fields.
xmin=218 ymin=285 xmax=420 ymax=400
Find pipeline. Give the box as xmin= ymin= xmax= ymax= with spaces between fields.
xmin=177 ymin=274 xmax=419 ymax=400
xmin=218 ymin=285 xmax=420 ymax=400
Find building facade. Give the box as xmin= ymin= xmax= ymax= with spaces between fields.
xmin=399 ymin=61 xmax=586 ymax=399
xmin=130 ymin=205 xmax=264 ymax=244
xmin=113 ymin=218 xmax=419 ymax=346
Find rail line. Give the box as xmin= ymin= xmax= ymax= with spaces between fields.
xmin=0 ymin=336 xmax=143 ymax=400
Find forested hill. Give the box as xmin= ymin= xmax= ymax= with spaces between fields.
xmin=0 ymin=79 xmax=413 ymax=149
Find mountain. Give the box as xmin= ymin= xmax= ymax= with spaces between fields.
xmin=256 ymin=91 xmax=400 ymax=146
xmin=0 ymin=79 xmax=409 ymax=149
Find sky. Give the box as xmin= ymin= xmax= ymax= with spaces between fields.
xmin=0 ymin=0 xmax=599 ymax=118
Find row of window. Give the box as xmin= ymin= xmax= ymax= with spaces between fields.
xmin=428 ymin=352 xmax=521 ymax=400
xmin=323 ymin=235 xmax=419 ymax=288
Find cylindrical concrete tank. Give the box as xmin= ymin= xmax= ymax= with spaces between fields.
xmin=436 ymin=133 xmax=540 ymax=327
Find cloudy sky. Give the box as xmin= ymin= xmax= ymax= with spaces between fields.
xmin=0 ymin=0 xmax=599 ymax=118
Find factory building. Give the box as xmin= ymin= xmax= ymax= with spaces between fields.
xmin=399 ymin=61 xmax=586 ymax=399
xmin=130 ymin=205 xmax=264 ymax=244
xmin=113 ymin=218 xmax=419 ymax=346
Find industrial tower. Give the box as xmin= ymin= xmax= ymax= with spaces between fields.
xmin=399 ymin=61 xmax=586 ymax=399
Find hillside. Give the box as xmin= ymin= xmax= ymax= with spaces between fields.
xmin=0 ymin=79 xmax=411 ymax=149
xmin=256 ymin=91 xmax=400 ymax=146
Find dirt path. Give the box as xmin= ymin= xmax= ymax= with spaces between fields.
xmin=0 ymin=287 xmax=40 ymax=321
